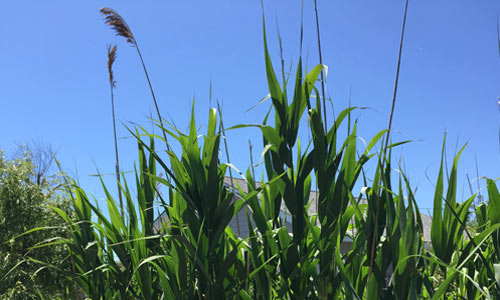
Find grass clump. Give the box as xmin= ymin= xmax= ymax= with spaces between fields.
xmin=22 ymin=5 xmax=500 ymax=300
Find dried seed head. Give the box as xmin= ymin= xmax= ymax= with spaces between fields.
xmin=107 ymin=44 xmax=117 ymax=88
xmin=100 ymin=8 xmax=136 ymax=46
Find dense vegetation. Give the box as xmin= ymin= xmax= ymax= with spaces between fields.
xmin=0 ymin=149 xmax=72 ymax=299
xmin=5 ymin=5 xmax=500 ymax=300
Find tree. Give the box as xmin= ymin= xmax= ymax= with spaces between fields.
xmin=0 ymin=148 xmax=72 ymax=299
xmin=13 ymin=140 xmax=58 ymax=187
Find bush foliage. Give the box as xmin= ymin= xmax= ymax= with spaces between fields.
xmin=0 ymin=150 xmax=72 ymax=299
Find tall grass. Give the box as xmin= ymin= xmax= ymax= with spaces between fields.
xmin=38 ymin=5 xmax=500 ymax=300
xmin=100 ymin=8 xmax=170 ymax=149
xmin=368 ymin=0 xmax=409 ymax=293
xmin=106 ymin=44 xmax=123 ymax=218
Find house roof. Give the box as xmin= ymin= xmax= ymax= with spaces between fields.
xmin=224 ymin=176 xmax=432 ymax=243
xmin=153 ymin=176 xmax=432 ymax=243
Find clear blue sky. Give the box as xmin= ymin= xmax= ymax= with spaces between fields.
xmin=1 ymin=1 xmax=499 ymax=212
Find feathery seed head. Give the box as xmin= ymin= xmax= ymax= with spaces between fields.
xmin=100 ymin=8 xmax=136 ymax=46
xmin=107 ymin=44 xmax=117 ymax=88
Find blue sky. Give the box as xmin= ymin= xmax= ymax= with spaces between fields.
xmin=1 ymin=1 xmax=499 ymax=212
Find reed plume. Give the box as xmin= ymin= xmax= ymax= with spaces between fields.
xmin=101 ymin=8 xmax=136 ymax=46
xmin=107 ymin=44 xmax=117 ymax=86
xmin=106 ymin=44 xmax=123 ymax=219
xmin=100 ymin=8 xmax=169 ymax=149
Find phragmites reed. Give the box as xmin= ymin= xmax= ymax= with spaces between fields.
xmin=497 ymin=17 xmax=500 ymax=56
xmin=101 ymin=8 xmax=136 ymax=46
xmin=313 ymin=0 xmax=328 ymax=132
xmin=106 ymin=44 xmax=124 ymax=219
xmin=216 ymin=100 xmax=241 ymax=237
xmin=100 ymin=7 xmax=170 ymax=150
xmin=367 ymin=0 xmax=410 ymax=290
xmin=107 ymin=44 xmax=117 ymax=86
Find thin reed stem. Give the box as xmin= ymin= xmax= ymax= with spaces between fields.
xmin=135 ymin=47 xmax=170 ymax=149
xmin=368 ymin=0 xmax=409 ymax=288
xmin=248 ymin=140 xmax=256 ymax=180
xmin=475 ymin=154 xmax=482 ymax=204
xmin=217 ymin=100 xmax=241 ymax=237
xmin=106 ymin=44 xmax=123 ymax=219
xmin=313 ymin=0 xmax=328 ymax=131
xmin=100 ymin=8 xmax=170 ymax=150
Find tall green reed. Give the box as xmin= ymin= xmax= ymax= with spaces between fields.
xmin=100 ymin=8 xmax=170 ymax=149
xmin=106 ymin=44 xmax=123 ymax=218
xmin=41 ymin=5 xmax=500 ymax=300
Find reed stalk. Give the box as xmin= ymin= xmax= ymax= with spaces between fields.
xmin=367 ymin=0 xmax=410 ymax=290
xmin=313 ymin=0 xmax=328 ymax=131
xmin=46 ymin=5 xmax=500 ymax=299
xmin=216 ymin=100 xmax=241 ymax=237
xmin=106 ymin=44 xmax=123 ymax=219
xmin=100 ymin=8 xmax=170 ymax=150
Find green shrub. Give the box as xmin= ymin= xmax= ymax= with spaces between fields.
xmin=0 ymin=150 xmax=73 ymax=299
